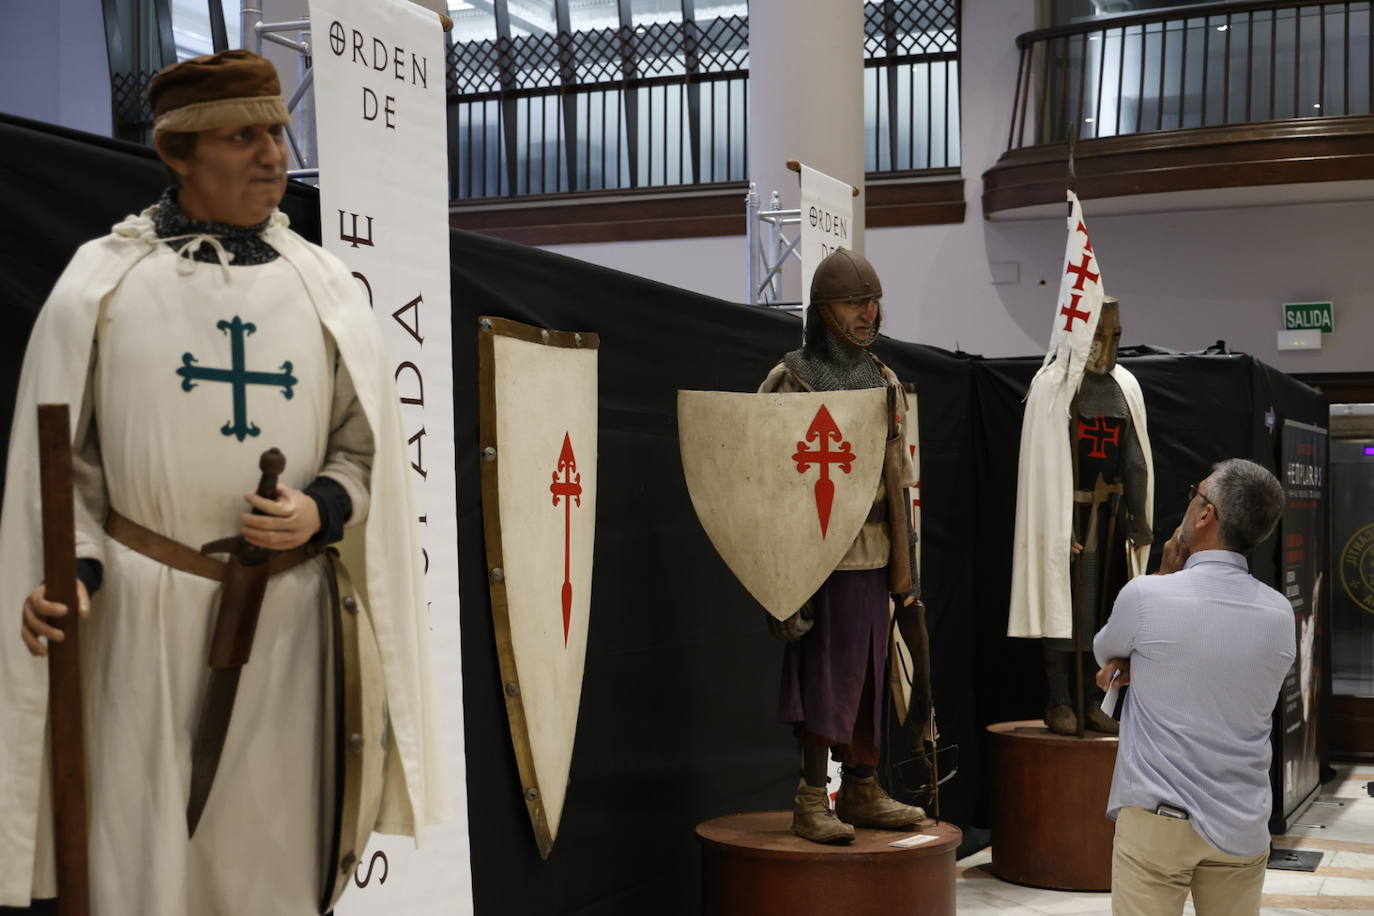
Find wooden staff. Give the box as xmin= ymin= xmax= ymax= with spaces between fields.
xmin=37 ymin=404 xmax=90 ymax=916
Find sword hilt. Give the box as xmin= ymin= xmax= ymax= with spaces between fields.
xmin=240 ymin=448 xmax=285 ymax=566
xmin=255 ymin=447 xmax=285 ymax=502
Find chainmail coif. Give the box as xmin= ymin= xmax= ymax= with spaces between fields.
xmin=782 ymin=303 xmax=886 ymax=391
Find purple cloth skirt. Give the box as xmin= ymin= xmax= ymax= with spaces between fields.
xmin=778 ymin=567 xmax=890 ymax=758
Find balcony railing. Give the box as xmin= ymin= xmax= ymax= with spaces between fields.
xmin=982 ymin=0 xmax=1374 ymax=215
xmin=1007 ymin=0 xmax=1374 ymax=150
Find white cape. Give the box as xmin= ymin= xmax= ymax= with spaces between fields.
xmin=0 ymin=209 xmax=447 ymax=904
xmin=1007 ymin=364 xmax=1154 ymax=640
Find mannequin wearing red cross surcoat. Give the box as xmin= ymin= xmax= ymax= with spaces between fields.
xmin=1066 ymin=372 xmax=1150 ymax=636
xmin=1040 ymin=366 xmax=1151 ymax=731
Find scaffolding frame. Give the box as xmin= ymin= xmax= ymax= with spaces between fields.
xmin=744 ymin=181 xmax=803 ymax=311
xmin=239 ymin=1 xmax=319 ymax=180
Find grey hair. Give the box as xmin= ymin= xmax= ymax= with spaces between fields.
xmin=1208 ymin=458 xmax=1284 ymax=552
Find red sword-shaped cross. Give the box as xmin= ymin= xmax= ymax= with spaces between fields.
xmin=549 ymin=432 xmax=582 ymax=645
xmin=793 ymin=404 xmax=856 ymax=538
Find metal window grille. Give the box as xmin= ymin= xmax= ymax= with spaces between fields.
xmin=104 ymin=0 xmax=964 ymax=198
xmin=449 ymin=1 xmax=962 ymax=198
xmin=864 ymin=0 xmax=961 ymax=174
xmin=105 ymin=0 xmax=178 ymax=145
xmin=447 ymin=12 xmax=750 ymax=197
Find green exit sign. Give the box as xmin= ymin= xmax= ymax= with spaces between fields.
xmin=1284 ymin=301 xmax=1334 ymax=333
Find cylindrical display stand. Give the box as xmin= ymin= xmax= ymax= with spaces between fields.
xmin=696 ymin=811 xmax=961 ymax=915
xmin=988 ymin=720 xmax=1119 ymax=891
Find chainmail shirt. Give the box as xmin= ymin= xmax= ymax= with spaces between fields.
xmin=781 ymin=324 xmax=885 ymax=392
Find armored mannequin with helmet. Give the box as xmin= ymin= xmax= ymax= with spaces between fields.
xmin=758 ymin=248 xmax=934 ymax=844
xmin=1042 ymin=298 xmax=1152 ymax=736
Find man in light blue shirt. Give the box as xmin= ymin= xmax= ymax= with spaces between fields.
xmin=1094 ymin=458 xmax=1294 ymax=916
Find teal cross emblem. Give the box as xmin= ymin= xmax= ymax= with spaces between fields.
xmin=176 ymin=316 xmax=297 ymax=442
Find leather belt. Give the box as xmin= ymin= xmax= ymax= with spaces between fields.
xmin=866 ymin=501 xmax=887 ymax=523
xmin=1073 ymin=483 xmax=1124 ymax=505
xmin=104 ymin=510 xmax=320 ymax=581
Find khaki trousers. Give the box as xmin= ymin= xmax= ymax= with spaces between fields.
xmin=1111 ymin=806 xmax=1268 ymax=916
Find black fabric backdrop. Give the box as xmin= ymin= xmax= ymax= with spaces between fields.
xmin=0 ymin=113 xmax=1325 ymax=914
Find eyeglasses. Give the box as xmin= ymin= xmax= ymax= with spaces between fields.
xmin=1187 ymin=483 xmax=1220 ymax=518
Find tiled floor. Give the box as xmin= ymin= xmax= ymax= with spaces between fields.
xmin=955 ymin=766 xmax=1374 ymax=915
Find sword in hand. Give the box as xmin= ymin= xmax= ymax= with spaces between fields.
xmin=188 ymin=447 xmax=286 ymax=835
xmin=240 ymin=450 xmax=322 ymax=551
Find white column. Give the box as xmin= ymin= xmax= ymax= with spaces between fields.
xmin=747 ymin=0 xmax=866 ymax=254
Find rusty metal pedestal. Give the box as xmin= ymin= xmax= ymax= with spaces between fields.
xmin=696 ymin=811 xmax=961 ymax=915
xmin=988 ymin=719 xmax=1119 ymax=891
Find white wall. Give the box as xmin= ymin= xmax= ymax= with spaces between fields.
xmin=543 ymin=0 xmax=1374 ymax=375
xmin=540 ymin=234 xmax=746 ymax=301
xmin=0 ymin=0 xmax=309 ymax=138
xmin=0 ymin=0 xmax=111 ymax=136
xmin=749 ymin=0 xmax=866 ymax=245
xmin=941 ymin=199 xmax=1374 ymax=375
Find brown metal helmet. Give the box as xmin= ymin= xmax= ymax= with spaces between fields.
xmin=810 ymin=248 xmax=883 ymax=304
xmin=1087 ymin=296 xmax=1121 ymax=375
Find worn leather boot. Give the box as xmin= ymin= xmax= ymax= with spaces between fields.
xmin=834 ymin=775 xmax=924 ymax=829
xmin=1085 ymin=704 xmax=1120 ymax=734
xmin=1045 ymin=704 xmax=1078 ymax=736
xmin=792 ymin=781 xmax=855 ymax=844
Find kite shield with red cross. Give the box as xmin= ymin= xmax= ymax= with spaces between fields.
xmin=677 ymin=388 xmax=887 ymax=621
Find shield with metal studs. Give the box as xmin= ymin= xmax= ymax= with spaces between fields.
xmin=478 ymin=316 xmax=598 ymax=859
xmin=677 ymin=388 xmax=887 ymax=621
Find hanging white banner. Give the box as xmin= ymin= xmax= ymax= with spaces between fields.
xmin=310 ymin=0 xmax=471 ymax=913
xmin=799 ymin=163 xmax=856 ymax=311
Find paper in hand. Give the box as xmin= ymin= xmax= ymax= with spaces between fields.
xmin=1100 ymin=670 xmax=1121 ymax=718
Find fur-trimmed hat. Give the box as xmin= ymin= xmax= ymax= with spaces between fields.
xmin=149 ymin=49 xmax=290 ymax=134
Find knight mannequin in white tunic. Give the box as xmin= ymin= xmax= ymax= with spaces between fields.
xmin=77 ymin=229 xmax=369 ymax=914
xmin=1008 ymin=299 xmax=1154 ymax=737
xmin=1 ymin=50 xmax=446 ymax=915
